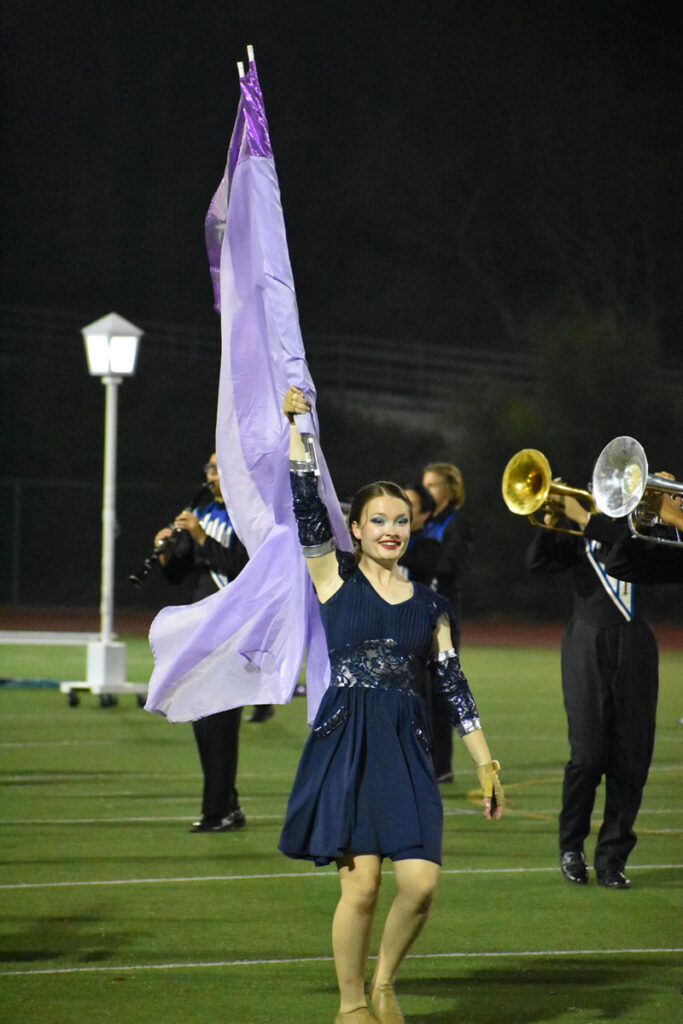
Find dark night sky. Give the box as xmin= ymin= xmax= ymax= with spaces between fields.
xmin=2 ymin=2 xmax=681 ymax=618
xmin=3 ymin=1 xmax=681 ymax=350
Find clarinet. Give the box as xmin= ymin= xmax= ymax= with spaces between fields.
xmin=128 ymin=482 xmax=214 ymax=587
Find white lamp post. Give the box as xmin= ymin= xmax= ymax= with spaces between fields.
xmin=81 ymin=312 xmax=143 ymax=701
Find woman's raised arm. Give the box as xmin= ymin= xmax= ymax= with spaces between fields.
xmin=284 ymin=386 xmax=344 ymax=602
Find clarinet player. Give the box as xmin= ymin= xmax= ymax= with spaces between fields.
xmin=153 ymin=452 xmax=254 ymax=832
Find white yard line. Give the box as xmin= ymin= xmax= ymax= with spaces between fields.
xmin=1 ymin=863 xmax=680 ymax=891
xmin=1 ymin=946 xmax=681 ymax=978
xmin=2 ymin=806 xmax=681 ymax=827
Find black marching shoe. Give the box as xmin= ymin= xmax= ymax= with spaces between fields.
xmin=560 ymin=850 xmax=588 ymax=884
xmin=596 ymin=866 xmax=630 ymax=889
xmin=247 ymin=704 xmax=274 ymax=723
xmin=190 ymin=808 xmax=246 ymax=833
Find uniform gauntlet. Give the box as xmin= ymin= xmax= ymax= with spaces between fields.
xmin=289 ymin=459 xmax=334 ymax=557
xmin=430 ymin=648 xmax=480 ymax=737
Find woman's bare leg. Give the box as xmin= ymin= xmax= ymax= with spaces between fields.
xmin=372 ymin=858 xmax=440 ymax=986
xmin=333 ymin=854 xmax=382 ymax=1012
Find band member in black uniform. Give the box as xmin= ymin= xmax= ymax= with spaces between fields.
xmin=420 ymin=463 xmax=474 ymax=783
xmin=155 ymin=453 xmax=250 ymax=832
xmin=604 ymin=478 xmax=683 ymax=585
xmin=526 ymin=492 xmax=659 ymax=888
xmin=399 ymin=484 xmax=439 ymax=586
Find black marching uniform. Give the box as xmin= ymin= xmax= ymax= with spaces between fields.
xmin=417 ymin=503 xmax=473 ymax=780
xmin=162 ymin=499 xmax=248 ymax=827
xmin=605 ymin=530 xmax=683 ymax=585
xmin=526 ymin=515 xmax=659 ymax=877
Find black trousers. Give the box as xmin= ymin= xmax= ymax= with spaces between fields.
xmin=192 ymin=707 xmax=243 ymax=818
xmin=559 ymin=616 xmax=658 ymax=871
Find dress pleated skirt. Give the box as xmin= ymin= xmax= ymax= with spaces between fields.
xmin=278 ymin=684 xmax=443 ymax=866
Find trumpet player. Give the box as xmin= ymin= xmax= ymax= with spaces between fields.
xmin=605 ymin=475 xmax=683 ymax=584
xmin=525 ymin=485 xmax=659 ymax=889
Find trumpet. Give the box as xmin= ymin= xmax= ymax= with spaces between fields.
xmin=592 ymin=436 xmax=683 ymax=547
xmin=502 ymin=449 xmax=596 ymax=535
xmin=128 ymin=482 xmax=214 ymax=586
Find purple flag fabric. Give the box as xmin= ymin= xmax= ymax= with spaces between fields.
xmin=145 ymin=56 xmax=351 ymax=724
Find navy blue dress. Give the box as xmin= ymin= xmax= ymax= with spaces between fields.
xmin=278 ymin=552 xmax=451 ymax=866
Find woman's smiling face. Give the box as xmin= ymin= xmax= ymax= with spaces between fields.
xmin=351 ymin=495 xmax=411 ymax=561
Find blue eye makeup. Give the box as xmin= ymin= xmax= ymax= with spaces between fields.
xmin=368 ymin=514 xmax=409 ymax=527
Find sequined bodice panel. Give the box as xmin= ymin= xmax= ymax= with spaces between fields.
xmin=329 ymin=639 xmax=422 ymax=695
xmin=319 ymin=553 xmax=450 ymax=692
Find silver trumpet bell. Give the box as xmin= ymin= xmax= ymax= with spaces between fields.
xmin=592 ymin=436 xmax=648 ymax=517
xmin=593 ymin=435 xmax=683 ymax=546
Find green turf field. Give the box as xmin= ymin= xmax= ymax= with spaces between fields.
xmin=1 ymin=638 xmax=681 ymax=1023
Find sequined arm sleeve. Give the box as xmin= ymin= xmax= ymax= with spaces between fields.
xmin=290 ymin=436 xmax=334 ymax=557
xmin=431 ymin=648 xmax=481 ymax=737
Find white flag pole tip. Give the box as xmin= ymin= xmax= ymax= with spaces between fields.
xmin=237 ymin=61 xmax=245 ymax=79
xmin=247 ymin=44 xmax=255 ymax=62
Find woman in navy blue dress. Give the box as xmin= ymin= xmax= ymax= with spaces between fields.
xmin=279 ymin=386 xmax=504 ymax=1024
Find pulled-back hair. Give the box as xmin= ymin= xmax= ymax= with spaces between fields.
xmin=423 ymin=462 xmax=465 ymax=510
xmin=405 ymin=482 xmax=435 ymax=516
xmin=347 ymin=481 xmax=412 ymax=552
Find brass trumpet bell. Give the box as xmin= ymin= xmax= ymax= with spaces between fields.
xmin=502 ymin=449 xmax=553 ymax=516
xmin=502 ymin=449 xmax=596 ymax=534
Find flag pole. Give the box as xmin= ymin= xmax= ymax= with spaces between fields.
xmin=238 ymin=44 xmax=255 ymax=79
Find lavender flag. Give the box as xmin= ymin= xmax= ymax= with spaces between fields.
xmin=145 ymin=54 xmax=351 ymax=724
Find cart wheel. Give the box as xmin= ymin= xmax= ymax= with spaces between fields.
xmin=99 ymin=694 xmax=118 ymax=708
xmin=136 ymin=695 xmax=146 ymax=708
xmin=67 ymin=692 xmax=80 ymax=708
